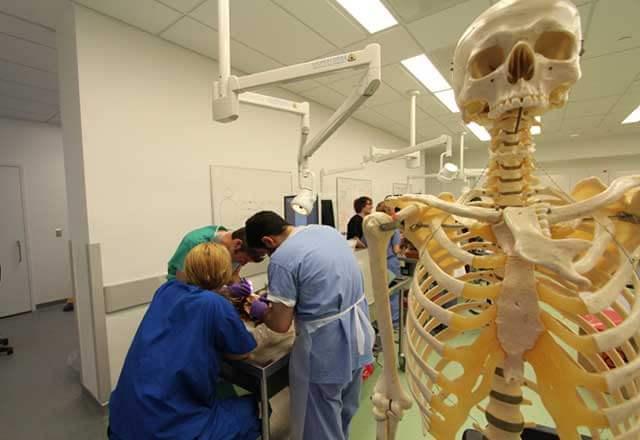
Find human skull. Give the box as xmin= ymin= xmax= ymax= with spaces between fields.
xmin=452 ymin=0 xmax=582 ymax=125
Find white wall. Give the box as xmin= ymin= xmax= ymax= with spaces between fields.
xmin=423 ymin=134 xmax=640 ymax=195
xmin=0 ymin=118 xmax=72 ymax=306
xmin=64 ymin=5 xmax=426 ymax=392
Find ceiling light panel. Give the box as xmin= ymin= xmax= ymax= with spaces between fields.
xmin=334 ymin=0 xmax=398 ymax=34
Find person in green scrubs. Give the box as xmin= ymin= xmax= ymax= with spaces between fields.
xmin=167 ymin=225 xmax=265 ymax=283
xmin=166 ymin=226 xmax=266 ymax=400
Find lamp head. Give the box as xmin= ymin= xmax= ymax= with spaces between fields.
xmin=291 ymin=188 xmax=316 ymax=215
xmin=437 ymin=162 xmax=459 ymax=183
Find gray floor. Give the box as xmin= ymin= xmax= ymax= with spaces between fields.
xmin=0 ymin=306 xmax=109 ymax=439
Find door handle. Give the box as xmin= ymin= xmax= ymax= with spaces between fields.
xmin=16 ymin=240 xmax=22 ymax=263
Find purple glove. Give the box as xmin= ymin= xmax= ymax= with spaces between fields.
xmin=249 ymin=300 xmax=269 ymax=321
xmin=259 ymin=292 xmax=270 ymax=304
xmin=228 ymin=278 xmax=253 ymax=298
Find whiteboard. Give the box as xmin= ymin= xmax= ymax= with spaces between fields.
xmin=210 ymin=166 xmax=293 ymax=230
xmin=392 ymin=182 xmax=408 ymax=195
xmin=337 ymin=177 xmax=372 ymax=233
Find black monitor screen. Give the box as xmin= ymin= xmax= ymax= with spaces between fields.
xmin=284 ymin=196 xmax=319 ymax=226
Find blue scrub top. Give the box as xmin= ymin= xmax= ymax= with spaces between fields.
xmin=109 ymin=280 xmax=256 ymax=440
xmin=387 ymin=230 xmax=401 ymax=277
xmin=267 ymin=225 xmax=374 ymax=384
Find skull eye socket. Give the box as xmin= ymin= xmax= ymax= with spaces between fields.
xmin=468 ymin=45 xmax=505 ymax=79
xmin=534 ymin=31 xmax=576 ymax=60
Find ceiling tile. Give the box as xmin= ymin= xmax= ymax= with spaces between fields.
xmin=0 ymin=0 xmax=64 ymax=29
xmin=438 ymin=114 xmax=465 ymax=134
xmin=353 ymin=108 xmax=392 ymax=131
xmin=190 ymin=0 xmax=334 ymax=65
xmin=600 ymin=82 xmax=640 ymax=128
xmin=300 ymin=86 xmax=346 ymax=110
xmin=156 ymin=0 xmax=204 ymax=13
xmin=370 ymin=99 xmax=428 ymax=127
xmin=570 ymin=48 xmax=640 ymax=101
xmin=0 ymin=11 xmax=57 ymax=48
xmin=280 ymin=79 xmax=322 ymax=94
xmin=417 ymin=115 xmax=449 ymax=138
xmin=425 ymin=44 xmax=456 ymax=82
xmin=584 ymin=0 xmax=639 ymax=59
xmin=75 ymin=0 xmax=181 ymax=34
xmin=0 ymin=108 xmax=45 ymax=122
xmin=314 ymin=67 xmax=362 ymax=85
xmin=48 ymin=112 xmax=61 ymax=124
xmin=407 ymin=0 xmax=491 ymax=52
xmin=271 ymin=0 xmax=366 ymax=47
xmin=543 ymin=107 xmax=566 ymax=124
xmin=564 ymin=95 xmax=619 ymax=120
xmin=161 ymin=17 xmax=282 ymax=73
xmin=325 ymin=76 xmax=403 ymax=108
xmin=561 ymin=115 xmax=604 ymax=132
xmin=343 ymin=26 xmax=422 ymax=66
xmin=416 ymin=93 xmax=452 ymax=117
xmin=382 ymin=63 xmax=426 ymax=95
xmin=0 ymin=59 xmax=58 ymax=90
xmin=386 ymin=0 xmax=469 ymax=23
xmin=0 ymin=94 xmax=57 ymax=119
xmin=0 ymin=33 xmax=57 ymax=72
xmin=0 ymin=79 xmax=58 ymax=105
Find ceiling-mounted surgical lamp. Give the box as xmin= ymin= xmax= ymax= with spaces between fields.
xmin=437 ymin=162 xmax=459 ymax=182
xmin=291 ymin=168 xmax=316 ymax=215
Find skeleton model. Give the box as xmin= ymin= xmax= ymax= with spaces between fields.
xmin=364 ymin=1 xmax=640 ymax=439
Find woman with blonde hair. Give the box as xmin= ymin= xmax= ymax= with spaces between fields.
xmin=109 ymin=242 xmax=261 ymax=440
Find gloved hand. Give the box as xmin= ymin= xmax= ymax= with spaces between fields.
xmin=249 ymin=299 xmax=269 ymax=321
xmin=228 ymin=278 xmax=253 ymax=298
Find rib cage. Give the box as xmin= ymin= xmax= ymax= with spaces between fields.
xmin=395 ymin=185 xmax=640 ymax=439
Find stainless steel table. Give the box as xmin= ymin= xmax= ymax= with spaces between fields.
xmin=219 ymin=352 xmax=290 ymax=440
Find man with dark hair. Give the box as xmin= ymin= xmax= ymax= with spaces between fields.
xmin=167 ymin=226 xmax=265 ymax=283
xmin=346 ymin=196 xmax=373 ymax=248
xmin=245 ymin=211 xmax=374 ymax=440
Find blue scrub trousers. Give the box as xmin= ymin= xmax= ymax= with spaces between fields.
xmin=199 ymin=396 xmax=261 ymax=440
xmin=302 ymin=367 xmax=364 ymax=440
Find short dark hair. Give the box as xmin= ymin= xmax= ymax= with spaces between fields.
xmin=353 ymin=196 xmax=372 ymax=213
xmin=245 ymin=211 xmax=289 ymax=249
xmin=231 ymin=227 xmax=264 ymax=262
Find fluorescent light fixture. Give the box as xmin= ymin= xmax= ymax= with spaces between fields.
xmin=434 ymin=89 xmax=460 ymax=113
xmin=531 ymin=126 xmax=541 ymax=135
xmin=335 ymin=0 xmax=397 ymax=34
xmin=467 ymin=122 xmax=491 ymax=141
xmin=622 ymin=104 xmax=640 ymax=124
xmin=401 ymin=54 xmax=451 ymax=93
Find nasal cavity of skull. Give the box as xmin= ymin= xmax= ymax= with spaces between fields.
xmin=469 ymin=45 xmax=505 ymax=79
xmin=507 ymin=42 xmax=535 ymax=84
xmin=535 ymin=31 xmax=575 ymax=61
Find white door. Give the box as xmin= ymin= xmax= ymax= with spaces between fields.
xmin=0 ymin=166 xmax=31 ymax=317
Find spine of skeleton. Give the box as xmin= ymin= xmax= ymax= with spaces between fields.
xmin=482 ymin=366 xmax=526 ymax=440
xmin=484 ymin=112 xmax=536 ymax=208
xmin=482 ymin=111 xmax=538 ymax=440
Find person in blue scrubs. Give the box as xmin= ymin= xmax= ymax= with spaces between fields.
xmin=376 ymin=202 xmax=402 ymax=327
xmin=109 ymin=242 xmax=261 ymax=440
xmin=245 ymin=211 xmax=374 ymax=440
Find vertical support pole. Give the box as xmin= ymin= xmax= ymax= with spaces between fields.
xmin=218 ymin=0 xmax=231 ymax=88
xmin=409 ymin=95 xmax=416 ymax=147
xmin=459 ymin=132 xmax=466 ymax=181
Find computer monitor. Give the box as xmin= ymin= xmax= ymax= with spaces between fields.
xmin=284 ymin=196 xmax=319 ymax=226
xmin=320 ymin=199 xmax=335 ymax=228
